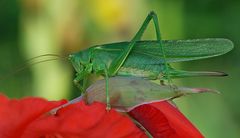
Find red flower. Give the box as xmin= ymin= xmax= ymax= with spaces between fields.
xmin=129 ymin=101 xmax=204 ymax=138
xmin=0 ymin=94 xmax=203 ymax=138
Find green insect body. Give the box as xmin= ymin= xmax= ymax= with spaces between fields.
xmin=67 ymin=11 xmax=233 ymax=110
xmin=70 ymin=39 xmax=232 ymax=80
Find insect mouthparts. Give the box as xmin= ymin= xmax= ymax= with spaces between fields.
xmin=68 ymin=54 xmax=74 ymax=60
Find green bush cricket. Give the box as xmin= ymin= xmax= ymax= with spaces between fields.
xmin=67 ymin=11 xmax=233 ymax=110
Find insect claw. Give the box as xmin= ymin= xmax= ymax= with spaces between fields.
xmin=49 ymin=109 xmax=58 ymax=115
xmin=47 ymin=106 xmax=63 ymax=115
xmin=106 ymin=104 xmax=111 ymax=112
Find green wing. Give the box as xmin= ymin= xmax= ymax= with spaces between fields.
xmin=93 ymin=38 xmax=233 ymax=65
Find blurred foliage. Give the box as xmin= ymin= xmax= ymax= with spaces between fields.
xmin=0 ymin=0 xmax=31 ymax=97
xmin=0 ymin=0 xmax=239 ymax=137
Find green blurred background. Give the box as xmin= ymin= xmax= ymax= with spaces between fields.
xmin=0 ymin=0 xmax=239 ymax=137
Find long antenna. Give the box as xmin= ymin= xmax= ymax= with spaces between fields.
xmin=24 ymin=54 xmax=67 ymax=63
xmin=0 ymin=54 xmax=68 ymax=81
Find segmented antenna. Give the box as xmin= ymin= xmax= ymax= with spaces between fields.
xmin=24 ymin=54 xmax=67 ymax=62
xmin=0 ymin=54 xmax=68 ymax=81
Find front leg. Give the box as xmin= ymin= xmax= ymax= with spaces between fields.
xmin=74 ymin=72 xmax=89 ymax=96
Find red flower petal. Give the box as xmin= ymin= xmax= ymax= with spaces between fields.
xmin=0 ymin=94 xmax=66 ymax=138
xmin=129 ymin=101 xmax=204 ymax=138
xmin=0 ymin=94 xmax=146 ymax=138
xmin=23 ymin=101 xmax=147 ymax=138
xmin=0 ymin=94 xmax=204 ymax=138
